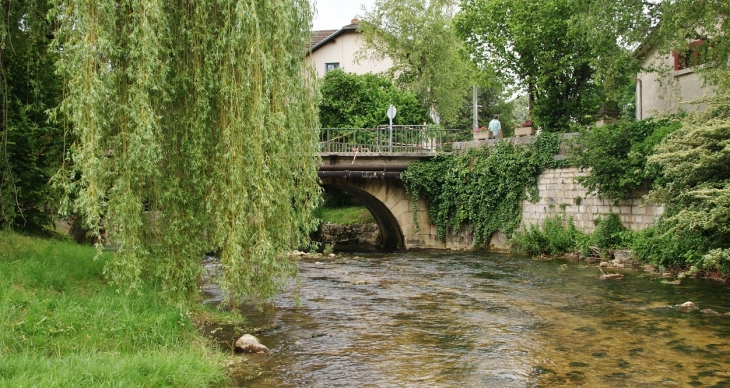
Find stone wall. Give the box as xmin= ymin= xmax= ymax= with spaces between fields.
xmin=520 ymin=167 xmax=663 ymax=233
xmin=315 ymin=223 xmax=380 ymax=246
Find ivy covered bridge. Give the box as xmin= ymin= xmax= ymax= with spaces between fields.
xmin=318 ymin=128 xmax=661 ymax=252
xmin=317 ymin=126 xmax=465 ymax=250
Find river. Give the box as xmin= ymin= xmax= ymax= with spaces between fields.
xmin=209 ymin=250 xmax=730 ymax=387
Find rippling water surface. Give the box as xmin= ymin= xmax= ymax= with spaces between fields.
xmin=221 ymin=250 xmax=730 ymax=387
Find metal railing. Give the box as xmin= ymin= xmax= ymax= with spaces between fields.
xmin=319 ymin=125 xmax=463 ymax=153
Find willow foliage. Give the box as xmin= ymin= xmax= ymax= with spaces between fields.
xmin=52 ymin=0 xmax=322 ymax=303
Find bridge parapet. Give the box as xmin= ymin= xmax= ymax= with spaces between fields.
xmin=320 ymin=125 xmax=462 ymax=154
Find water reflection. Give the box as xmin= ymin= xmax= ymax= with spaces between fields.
xmin=227 ymin=250 xmax=730 ymax=387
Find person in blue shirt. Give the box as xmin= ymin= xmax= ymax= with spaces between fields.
xmin=488 ymin=114 xmax=502 ymax=139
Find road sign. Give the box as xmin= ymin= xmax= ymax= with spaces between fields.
xmin=387 ymin=105 xmax=397 ymax=152
xmin=387 ymin=105 xmax=397 ymax=120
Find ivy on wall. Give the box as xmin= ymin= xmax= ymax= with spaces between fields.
xmin=401 ymin=134 xmax=565 ymax=246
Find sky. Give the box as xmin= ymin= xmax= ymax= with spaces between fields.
xmin=312 ymin=0 xmax=376 ymax=30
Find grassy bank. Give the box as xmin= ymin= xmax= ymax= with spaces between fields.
xmin=0 ymin=232 xmax=231 ymax=387
xmin=315 ymin=205 xmax=375 ymax=225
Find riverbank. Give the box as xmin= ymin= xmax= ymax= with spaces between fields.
xmin=0 ymin=232 xmax=240 ymax=387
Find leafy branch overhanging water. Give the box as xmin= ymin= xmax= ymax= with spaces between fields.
xmin=51 ymin=0 xmax=322 ymax=304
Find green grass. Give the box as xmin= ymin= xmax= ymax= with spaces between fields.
xmin=0 ymin=232 xmax=230 ymax=387
xmin=316 ymin=205 xmax=375 ymax=225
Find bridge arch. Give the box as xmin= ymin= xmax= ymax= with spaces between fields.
xmin=320 ymin=177 xmax=405 ymax=249
xmin=317 ymin=152 xmax=466 ymax=250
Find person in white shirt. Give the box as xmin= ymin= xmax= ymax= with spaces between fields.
xmin=488 ymin=114 xmax=502 ymax=139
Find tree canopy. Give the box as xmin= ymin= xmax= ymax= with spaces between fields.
xmin=455 ymin=0 xmax=607 ymax=131
xmin=318 ymin=70 xmax=429 ymax=128
xmin=358 ymin=0 xmax=475 ymax=124
xmin=52 ymin=0 xmax=322 ymax=303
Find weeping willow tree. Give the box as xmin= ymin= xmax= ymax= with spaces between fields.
xmin=52 ymin=0 xmax=322 ymax=303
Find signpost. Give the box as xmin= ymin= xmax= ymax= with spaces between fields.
xmin=387 ymin=104 xmax=397 ymax=153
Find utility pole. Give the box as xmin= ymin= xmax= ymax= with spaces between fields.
xmin=472 ymin=85 xmax=478 ymax=131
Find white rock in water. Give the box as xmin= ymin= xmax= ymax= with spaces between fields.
xmin=235 ymin=334 xmax=269 ymax=353
xmin=679 ymin=301 xmax=698 ymax=312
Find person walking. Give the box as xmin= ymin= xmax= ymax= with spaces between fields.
xmin=488 ymin=114 xmax=502 ymax=139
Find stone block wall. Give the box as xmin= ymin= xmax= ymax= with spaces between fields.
xmin=521 ymin=167 xmax=663 ymax=233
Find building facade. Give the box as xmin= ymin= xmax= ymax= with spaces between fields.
xmin=635 ymin=41 xmax=716 ymax=120
xmin=306 ymin=20 xmax=393 ymax=78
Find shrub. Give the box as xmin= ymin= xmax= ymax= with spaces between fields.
xmin=590 ymin=213 xmax=628 ymax=249
xmin=569 ymin=116 xmax=682 ymax=199
xmin=511 ymin=215 xmax=587 ymax=256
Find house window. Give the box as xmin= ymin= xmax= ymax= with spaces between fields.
xmin=673 ymin=39 xmax=708 ymax=71
xmin=325 ymin=62 xmax=340 ymax=73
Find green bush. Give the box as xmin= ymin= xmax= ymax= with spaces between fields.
xmin=640 ymin=91 xmax=730 ymax=274
xmin=569 ymin=116 xmax=682 ymax=199
xmin=511 ymin=215 xmax=587 ymax=256
xmin=630 ymin=226 xmax=707 ymax=269
xmin=590 ymin=212 xmax=628 ymax=249
xmin=319 ymin=69 xmax=429 ymax=128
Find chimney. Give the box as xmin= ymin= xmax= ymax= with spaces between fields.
xmin=351 ymin=18 xmax=359 ymax=25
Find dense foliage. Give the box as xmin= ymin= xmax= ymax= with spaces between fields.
xmin=402 ymin=134 xmax=564 ymax=245
xmin=52 ymin=0 xmax=322 ymax=303
xmin=358 ymin=0 xmax=475 ymax=123
xmin=318 ymin=70 xmax=429 ymax=128
xmin=569 ymin=117 xmax=682 ymax=199
xmin=442 ymin=82 xmax=518 ymax=134
xmin=641 ymin=91 xmax=730 ymax=273
xmin=0 ymin=0 xmax=65 ymax=233
xmin=455 ymin=0 xmax=608 ymax=131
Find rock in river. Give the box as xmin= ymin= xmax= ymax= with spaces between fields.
xmin=678 ymin=301 xmax=698 ymax=312
xmin=235 ymin=334 xmax=269 ymax=353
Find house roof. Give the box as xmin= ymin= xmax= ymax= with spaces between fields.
xmin=307 ymin=21 xmax=360 ymax=55
xmin=634 ymin=27 xmax=660 ymax=60
xmin=307 ymin=29 xmax=338 ymax=50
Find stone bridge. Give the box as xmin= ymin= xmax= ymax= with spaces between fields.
xmin=318 ymin=152 xmax=459 ymax=250
xmin=317 ymin=132 xmax=664 ymax=251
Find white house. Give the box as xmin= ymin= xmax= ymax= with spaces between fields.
xmin=635 ymin=39 xmax=716 ymax=120
xmin=306 ymin=19 xmax=393 ymax=78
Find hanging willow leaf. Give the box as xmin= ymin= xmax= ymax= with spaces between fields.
xmin=52 ymin=0 xmax=322 ymax=304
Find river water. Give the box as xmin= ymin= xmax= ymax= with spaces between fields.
xmin=215 ymin=250 xmax=730 ymax=387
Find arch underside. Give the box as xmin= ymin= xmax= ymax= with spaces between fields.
xmin=321 ymin=181 xmax=404 ymax=250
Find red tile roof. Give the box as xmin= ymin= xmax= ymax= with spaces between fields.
xmin=307 ymin=29 xmax=338 ymax=50
xmin=307 ymin=20 xmax=360 ymax=53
